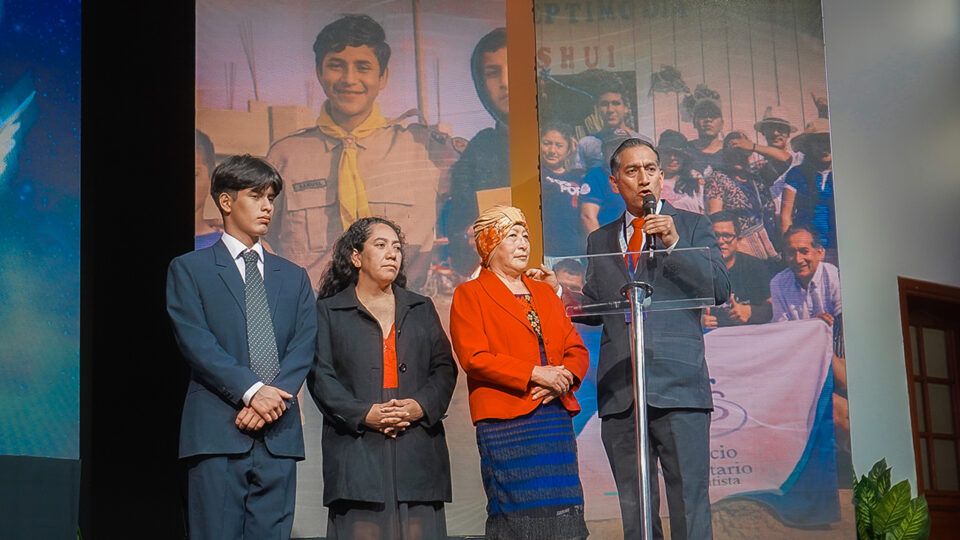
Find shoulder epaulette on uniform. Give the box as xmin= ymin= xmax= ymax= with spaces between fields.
xmin=267 ymin=125 xmax=322 ymax=152
xmin=393 ymin=113 xmax=462 ymax=150
xmin=279 ymin=125 xmax=320 ymax=139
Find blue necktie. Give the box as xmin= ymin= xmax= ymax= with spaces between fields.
xmin=243 ymin=250 xmax=280 ymax=383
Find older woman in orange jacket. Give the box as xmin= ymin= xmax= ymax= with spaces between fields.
xmin=450 ymin=205 xmax=590 ymax=539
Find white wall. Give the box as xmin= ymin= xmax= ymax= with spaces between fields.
xmin=821 ymin=0 xmax=960 ymax=485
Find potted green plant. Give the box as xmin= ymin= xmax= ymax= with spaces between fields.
xmin=853 ymin=459 xmax=930 ymax=539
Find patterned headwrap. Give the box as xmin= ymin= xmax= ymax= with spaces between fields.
xmin=473 ymin=205 xmax=527 ymax=266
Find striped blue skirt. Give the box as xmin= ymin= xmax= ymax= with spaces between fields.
xmin=476 ymin=400 xmax=589 ymax=539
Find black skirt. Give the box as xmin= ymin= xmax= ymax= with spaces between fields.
xmin=326 ymin=387 xmax=448 ymax=540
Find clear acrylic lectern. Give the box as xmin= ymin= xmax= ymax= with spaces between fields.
xmin=552 ymin=246 xmax=719 ymax=540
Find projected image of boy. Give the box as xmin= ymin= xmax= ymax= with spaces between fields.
xmin=266 ymin=14 xmax=457 ymax=291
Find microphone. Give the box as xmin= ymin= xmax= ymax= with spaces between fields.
xmin=642 ymin=193 xmax=657 ymax=251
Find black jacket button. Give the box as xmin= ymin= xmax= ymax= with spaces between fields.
xmin=399 ymin=363 xmax=407 ymax=373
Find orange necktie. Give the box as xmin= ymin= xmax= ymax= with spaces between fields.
xmin=626 ymin=217 xmax=645 ymax=270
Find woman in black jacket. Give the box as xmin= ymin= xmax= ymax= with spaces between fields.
xmin=308 ymin=217 xmax=458 ymax=539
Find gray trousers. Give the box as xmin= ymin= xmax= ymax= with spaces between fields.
xmin=187 ymin=439 xmax=297 ymax=540
xmin=601 ymin=406 xmax=713 ymax=540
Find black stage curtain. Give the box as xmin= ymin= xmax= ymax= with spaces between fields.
xmin=81 ymin=1 xmax=196 ymax=538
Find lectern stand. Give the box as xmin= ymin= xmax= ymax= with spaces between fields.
xmin=558 ymin=246 xmax=718 ymax=540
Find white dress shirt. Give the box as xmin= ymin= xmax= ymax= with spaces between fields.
xmin=220 ymin=232 xmax=267 ymax=406
xmin=770 ymin=261 xmax=842 ymax=322
xmin=618 ymin=200 xmax=681 ymax=252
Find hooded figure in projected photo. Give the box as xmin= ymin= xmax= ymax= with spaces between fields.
xmin=266 ymin=14 xmax=458 ymax=291
xmin=445 ymin=27 xmax=511 ymax=277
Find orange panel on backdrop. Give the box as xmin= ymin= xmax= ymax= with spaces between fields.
xmin=506 ymin=0 xmax=543 ymax=263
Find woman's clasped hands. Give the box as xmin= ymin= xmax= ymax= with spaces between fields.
xmin=363 ymin=398 xmax=424 ymax=438
xmin=529 ymin=364 xmax=575 ymax=404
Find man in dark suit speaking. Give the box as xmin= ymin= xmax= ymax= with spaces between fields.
xmin=166 ymin=155 xmax=317 ymax=539
xmin=582 ymin=138 xmax=730 ymax=539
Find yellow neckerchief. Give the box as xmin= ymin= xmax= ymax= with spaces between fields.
xmin=316 ymin=101 xmax=389 ymax=228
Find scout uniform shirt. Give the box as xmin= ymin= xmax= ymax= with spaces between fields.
xmin=265 ymin=120 xmax=457 ymax=289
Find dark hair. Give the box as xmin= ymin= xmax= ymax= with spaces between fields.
xmin=708 ymin=210 xmax=740 ymax=235
xmin=676 ymin=176 xmax=700 ymax=199
xmin=796 ymin=134 xmax=832 ymax=170
xmin=552 ymin=257 xmax=585 ymax=277
xmin=657 ymin=129 xmax=700 ymax=197
xmin=540 ymin=121 xmax=576 ymax=167
xmin=595 ymin=76 xmax=627 ymax=103
xmin=195 ymin=129 xmax=216 ymax=174
xmin=211 ymin=154 xmax=283 ymax=213
xmin=783 ymin=224 xmax=823 ymax=249
xmin=609 ymin=137 xmax=659 ymax=172
xmin=473 ymin=26 xmax=507 ymax=60
xmin=316 ymin=217 xmax=407 ymax=299
xmin=313 ymin=14 xmax=391 ymax=75
xmin=541 ymin=121 xmax=575 ymax=142
xmin=693 ymin=98 xmax=722 ymax=120
xmin=667 ymin=155 xmax=701 ymax=198
xmin=721 ymin=131 xmax=753 ymax=169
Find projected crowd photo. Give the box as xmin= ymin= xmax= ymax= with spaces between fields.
xmin=189 ymin=0 xmax=853 ymax=538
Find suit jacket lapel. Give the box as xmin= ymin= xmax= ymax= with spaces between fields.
xmin=214 ymin=240 xmax=246 ymax=318
xmin=263 ymin=251 xmax=283 ymax=319
xmin=658 ymin=200 xmax=683 ymax=247
xmin=476 ymin=268 xmax=536 ymax=336
xmin=606 ymin=215 xmax=631 ymax=282
xmin=393 ymin=286 xmax=425 ymax=336
xmin=659 ymin=199 xmax=679 ymax=218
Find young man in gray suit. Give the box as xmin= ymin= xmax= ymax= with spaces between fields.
xmin=166 ymin=155 xmax=317 ymax=539
xmin=582 ymin=138 xmax=730 ymax=539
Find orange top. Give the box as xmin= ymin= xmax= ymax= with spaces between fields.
xmin=450 ymin=268 xmax=590 ymax=423
xmin=382 ymin=325 xmax=398 ymax=389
